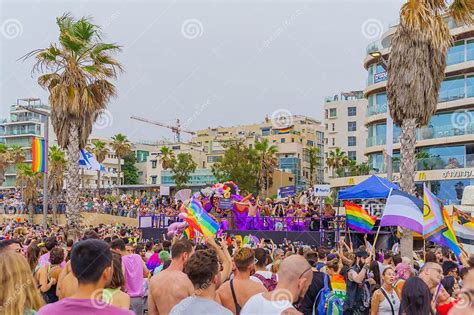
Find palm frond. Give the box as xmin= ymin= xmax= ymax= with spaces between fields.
xmin=449 ymin=0 xmax=474 ymax=25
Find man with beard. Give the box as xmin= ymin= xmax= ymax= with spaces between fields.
xmin=170 ymin=249 xmax=232 ymax=315
xmin=345 ymin=249 xmax=372 ymax=315
xmin=241 ymin=255 xmax=313 ymax=315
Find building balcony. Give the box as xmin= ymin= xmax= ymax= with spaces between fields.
xmin=0 ymin=128 xmax=41 ymax=137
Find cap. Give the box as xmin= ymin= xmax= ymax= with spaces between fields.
xmin=356 ymin=250 xmax=369 ymax=258
xmin=327 ymin=253 xmax=337 ymax=261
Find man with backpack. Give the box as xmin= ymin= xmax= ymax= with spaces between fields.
xmin=345 ymin=249 xmax=372 ymax=315
xmin=250 ymin=248 xmax=278 ymax=291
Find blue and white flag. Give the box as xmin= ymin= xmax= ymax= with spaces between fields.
xmin=79 ymin=149 xmax=107 ymax=173
xmin=380 ymin=189 xmax=424 ymax=234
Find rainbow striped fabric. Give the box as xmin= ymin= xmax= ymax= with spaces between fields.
xmin=277 ymin=127 xmax=291 ymax=134
xmin=344 ymin=201 xmax=376 ymax=234
xmin=423 ymin=185 xmax=446 ymax=238
xmin=428 ymin=207 xmax=462 ymax=258
xmin=186 ymin=198 xmax=219 ymax=237
xmin=31 ymin=137 xmax=46 ymax=173
xmin=453 ymin=207 xmax=474 ymax=229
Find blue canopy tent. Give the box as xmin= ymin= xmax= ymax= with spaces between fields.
xmin=338 ymin=175 xmax=399 ymax=200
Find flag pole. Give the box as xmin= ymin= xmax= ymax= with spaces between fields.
xmin=372 ymin=225 xmax=382 ymax=255
xmin=423 ymin=239 xmax=426 ymax=262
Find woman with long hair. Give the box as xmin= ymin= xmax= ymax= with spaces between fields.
xmin=102 ymin=252 xmax=130 ymax=309
xmin=38 ymin=247 xmax=64 ymax=303
xmin=399 ymin=277 xmax=434 ymax=315
xmin=326 ymin=254 xmax=347 ymax=305
xmin=371 ymin=267 xmax=401 ymax=315
xmin=27 ymin=244 xmax=41 ymax=281
xmin=0 ymin=251 xmax=44 ymax=314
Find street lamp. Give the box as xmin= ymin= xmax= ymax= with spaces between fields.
xmin=19 ymin=105 xmax=50 ymax=229
xmin=369 ymin=51 xmax=393 ymax=181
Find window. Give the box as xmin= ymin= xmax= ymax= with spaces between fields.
xmin=348 ymin=107 xmax=357 ymax=116
xmin=151 ymin=176 xmax=157 ymax=184
xmin=262 ymin=128 xmax=270 ymax=136
xmin=325 ymin=110 xmax=328 ymax=119
xmin=171 ymin=145 xmax=180 ymax=150
xmin=291 ymin=138 xmax=294 ymax=142
xmin=151 ymin=160 xmax=157 ymax=168
xmin=332 ymin=123 xmax=335 ymax=131
xmin=325 ymin=124 xmax=328 ymax=130
xmin=332 ymin=138 xmax=335 ymax=146
xmin=348 ymin=136 xmax=356 ymax=146
xmin=248 ymin=144 xmax=252 ymax=149
xmin=348 ymin=121 xmax=357 ymax=132
xmin=348 ymin=151 xmax=357 ymax=161
xmin=281 ymin=138 xmax=286 ymax=143
xmin=329 ymin=108 xmax=337 ymax=118
xmin=325 ymin=138 xmax=328 ymax=144
xmin=207 ymin=156 xmax=222 ymax=163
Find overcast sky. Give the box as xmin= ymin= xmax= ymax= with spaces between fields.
xmin=1 ymin=0 xmax=404 ymax=143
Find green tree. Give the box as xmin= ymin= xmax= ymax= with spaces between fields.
xmin=123 ymin=151 xmax=139 ymax=185
xmin=212 ymin=141 xmax=259 ymax=193
xmin=159 ymin=146 xmax=175 ymax=169
xmin=308 ymin=147 xmax=320 ymax=185
xmin=48 ymin=145 xmax=66 ymax=224
xmin=170 ymin=153 xmax=197 ymax=189
xmin=387 ymin=1 xmax=472 ymax=258
xmin=326 ymin=148 xmax=349 ymax=177
xmin=16 ymin=163 xmax=43 ymax=221
xmin=26 ymin=13 xmax=123 ymax=231
xmin=255 ymin=139 xmax=278 ymax=196
xmin=87 ymin=140 xmax=108 ymax=189
xmin=111 ymin=134 xmax=131 ymax=186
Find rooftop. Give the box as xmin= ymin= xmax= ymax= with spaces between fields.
xmin=324 ymin=90 xmax=364 ymax=103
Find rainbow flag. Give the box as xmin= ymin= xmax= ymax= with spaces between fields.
xmin=277 ymin=127 xmax=291 ymax=134
xmin=186 ymin=198 xmax=219 ymax=237
xmin=423 ymin=185 xmax=446 ymax=238
xmin=428 ymin=207 xmax=462 ymax=258
xmin=31 ymin=137 xmax=46 ymax=173
xmin=344 ymin=201 xmax=376 ymax=234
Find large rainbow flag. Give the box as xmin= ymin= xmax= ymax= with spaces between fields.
xmin=31 ymin=137 xmax=46 ymax=173
xmin=344 ymin=201 xmax=376 ymax=234
xmin=186 ymin=198 xmax=219 ymax=237
xmin=428 ymin=206 xmax=462 ymax=258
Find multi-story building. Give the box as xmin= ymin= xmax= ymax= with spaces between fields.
xmin=324 ymin=91 xmax=368 ymax=180
xmin=131 ymin=142 xmax=156 ymax=185
xmin=0 ymin=98 xmax=55 ymax=188
xmin=331 ymin=17 xmax=474 ymax=205
xmin=192 ymin=115 xmax=326 ymax=189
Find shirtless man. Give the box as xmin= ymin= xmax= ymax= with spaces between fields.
xmin=217 ymin=247 xmax=267 ymax=314
xmin=148 ymin=239 xmax=194 ymax=315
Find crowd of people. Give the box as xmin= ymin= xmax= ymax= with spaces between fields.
xmin=1 ymin=218 xmax=474 ymax=315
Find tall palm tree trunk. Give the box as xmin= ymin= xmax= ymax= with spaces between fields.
xmin=399 ymin=118 xmax=417 ymax=258
xmin=81 ymin=168 xmax=84 ymax=188
xmin=52 ymin=194 xmax=58 ymax=225
xmin=117 ymin=157 xmax=121 ymax=186
xmin=28 ymin=202 xmax=34 ymax=223
xmin=97 ymin=169 xmax=101 ymax=189
xmin=0 ymin=169 xmax=5 ymax=186
xmin=65 ymin=124 xmax=81 ymax=234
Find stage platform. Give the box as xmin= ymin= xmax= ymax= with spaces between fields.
xmin=140 ymin=227 xmax=394 ymax=249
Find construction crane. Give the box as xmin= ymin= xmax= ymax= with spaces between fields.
xmin=130 ymin=116 xmax=196 ymax=142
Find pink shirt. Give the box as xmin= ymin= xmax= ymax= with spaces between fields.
xmin=38 ymin=252 xmax=66 ymax=268
xmin=38 ymin=298 xmax=134 ymax=315
xmin=122 ymin=254 xmax=145 ymax=297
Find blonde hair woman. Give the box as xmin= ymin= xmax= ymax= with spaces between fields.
xmin=0 ymin=251 xmax=44 ymax=315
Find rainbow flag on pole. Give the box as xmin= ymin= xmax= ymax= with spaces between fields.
xmin=31 ymin=137 xmax=46 ymax=173
xmin=428 ymin=207 xmax=462 ymax=258
xmin=423 ymin=184 xmax=446 ymax=238
xmin=186 ymin=198 xmax=219 ymax=237
xmin=344 ymin=201 xmax=376 ymax=234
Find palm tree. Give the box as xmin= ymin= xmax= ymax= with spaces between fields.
xmin=111 ymin=134 xmax=131 ymax=186
xmin=26 ymin=14 xmax=123 ymax=230
xmin=16 ymin=163 xmax=43 ymax=222
xmin=254 ymin=138 xmax=278 ymax=196
xmin=48 ymin=145 xmax=66 ymax=224
xmin=88 ymin=140 xmax=108 ymax=189
xmin=308 ymin=147 xmax=320 ymax=186
xmin=8 ymin=145 xmax=26 ymax=164
xmin=387 ymin=1 xmax=472 ymax=258
xmin=159 ymin=146 xmax=175 ymax=169
xmin=325 ymin=148 xmax=349 ymax=177
xmin=0 ymin=144 xmax=9 ymax=186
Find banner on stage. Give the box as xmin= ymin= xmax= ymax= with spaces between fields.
xmin=278 ymin=186 xmax=296 ymax=198
xmin=160 ymin=186 xmax=170 ymax=196
xmin=314 ymin=184 xmax=331 ymax=197
xmin=219 ymin=198 xmax=233 ymax=209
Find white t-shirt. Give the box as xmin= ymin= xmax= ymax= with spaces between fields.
xmin=170 ymin=296 xmax=232 ymax=315
xmin=241 ymin=293 xmax=295 ymax=315
xmin=250 ymin=271 xmax=278 ymax=286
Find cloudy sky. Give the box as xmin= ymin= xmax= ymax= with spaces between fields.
xmin=1 ymin=0 xmax=404 ymax=143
